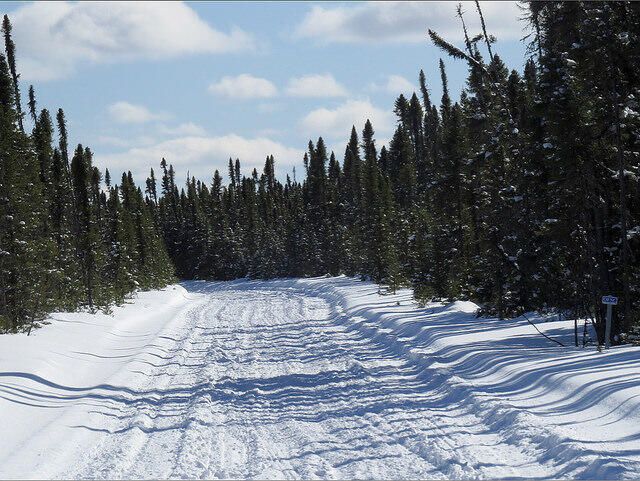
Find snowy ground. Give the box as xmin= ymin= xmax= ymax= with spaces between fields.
xmin=1 ymin=277 xmax=639 ymax=479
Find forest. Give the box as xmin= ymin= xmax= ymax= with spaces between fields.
xmin=1 ymin=1 xmax=639 ymax=346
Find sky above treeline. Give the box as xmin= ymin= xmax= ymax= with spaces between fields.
xmin=3 ymin=1 xmax=530 ymax=184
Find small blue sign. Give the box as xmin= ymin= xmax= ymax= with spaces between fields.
xmin=602 ymin=296 xmax=618 ymax=305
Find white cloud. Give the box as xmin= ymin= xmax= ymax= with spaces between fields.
xmin=257 ymin=102 xmax=283 ymax=114
xmin=210 ymin=73 xmax=348 ymax=100
xmin=96 ymin=134 xmax=160 ymax=148
xmin=300 ymin=99 xmax=394 ymax=139
xmin=257 ymin=128 xmax=284 ymax=137
xmin=93 ymin=134 xmax=304 ymax=182
xmin=384 ymin=75 xmax=416 ymax=94
xmin=136 ymin=136 xmax=158 ymax=147
xmin=160 ymin=122 xmax=207 ymax=137
xmin=369 ymin=75 xmax=416 ymax=94
xmin=96 ymin=135 xmax=131 ymax=148
xmin=8 ymin=2 xmax=255 ymax=81
xmin=108 ymin=102 xmax=170 ymax=124
xmin=285 ymin=74 xmax=348 ymax=98
xmin=208 ymin=74 xmax=278 ymax=99
xmin=294 ymin=1 xmax=523 ymax=44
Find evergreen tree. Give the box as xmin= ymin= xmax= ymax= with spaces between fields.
xmin=27 ymin=85 xmax=36 ymax=126
xmin=0 ymin=26 xmax=174 ymax=332
xmin=341 ymin=126 xmax=363 ymax=275
xmin=0 ymin=54 xmax=51 ymax=330
xmin=70 ymin=145 xmax=100 ymax=307
xmin=2 ymin=15 xmax=22 ymax=132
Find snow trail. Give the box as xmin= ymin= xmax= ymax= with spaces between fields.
xmin=1 ymin=278 xmax=639 ymax=479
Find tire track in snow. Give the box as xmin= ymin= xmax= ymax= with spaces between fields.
xmin=61 ymin=300 xmax=218 ymax=479
xmin=323 ymin=301 xmax=556 ymax=479
xmin=43 ymin=280 xmax=564 ymax=478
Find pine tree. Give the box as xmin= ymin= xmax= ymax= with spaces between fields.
xmin=0 ymin=27 xmax=175 ymax=331
xmin=388 ymin=125 xmax=417 ymax=279
xmin=70 ymin=144 xmax=105 ymax=308
xmin=325 ymin=151 xmax=344 ymax=275
xmin=103 ymin=185 xmax=136 ymax=302
xmin=358 ymin=119 xmax=399 ymax=283
xmin=56 ymin=108 xmax=69 ymax=167
xmin=0 ymin=54 xmax=51 ymax=330
xmin=2 ymin=15 xmax=23 ymax=132
xmin=27 ymin=85 xmax=36 ymax=126
xmin=341 ymin=126 xmax=363 ymax=275
xmin=303 ymin=138 xmax=329 ymax=275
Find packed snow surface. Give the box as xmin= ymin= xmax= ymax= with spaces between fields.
xmin=1 ymin=277 xmax=640 ymax=479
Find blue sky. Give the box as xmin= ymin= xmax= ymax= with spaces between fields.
xmin=3 ymin=1 xmax=530 ymax=184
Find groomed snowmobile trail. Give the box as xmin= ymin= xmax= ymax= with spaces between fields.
xmin=1 ymin=278 xmax=639 ymax=479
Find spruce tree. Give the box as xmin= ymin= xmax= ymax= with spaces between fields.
xmin=27 ymin=85 xmax=36 ymax=126
xmin=2 ymin=16 xmax=22 ymax=132
xmin=0 ymin=54 xmax=51 ymax=330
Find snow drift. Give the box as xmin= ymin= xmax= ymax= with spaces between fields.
xmin=0 ymin=277 xmax=638 ymax=479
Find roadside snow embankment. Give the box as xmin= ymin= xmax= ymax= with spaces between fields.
xmin=1 ymin=276 xmax=639 ymax=479
xmin=295 ymin=277 xmax=640 ymax=479
xmin=0 ymin=284 xmax=203 ymax=477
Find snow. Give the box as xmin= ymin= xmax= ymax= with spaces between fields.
xmin=1 ymin=277 xmax=639 ymax=479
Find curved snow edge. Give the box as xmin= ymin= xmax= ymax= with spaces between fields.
xmin=291 ymin=276 xmax=640 ymax=480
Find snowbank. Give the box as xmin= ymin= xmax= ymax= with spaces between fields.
xmin=0 ymin=284 xmax=202 ymax=477
xmin=1 ymin=276 xmax=639 ymax=479
xmin=294 ymin=276 xmax=640 ymax=479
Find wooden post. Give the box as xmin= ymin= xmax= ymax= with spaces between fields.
xmin=605 ymin=303 xmax=612 ymax=349
xmin=601 ymin=296 xmax=618 ymax=349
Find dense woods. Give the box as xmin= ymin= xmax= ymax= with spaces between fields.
xmin=0 ymin=15 xmax=174 ymax=333
xmin=149 ymin=1 xmax=640 ymax=344
xmin=2 ymin=2 xmax=640 ymax=345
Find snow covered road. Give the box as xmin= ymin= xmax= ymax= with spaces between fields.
xmin=1 ymin=278 xmax=640 ymax=479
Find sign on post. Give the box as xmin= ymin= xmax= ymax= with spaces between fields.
xmin=602 ymin=296 xmax=618 ymax=349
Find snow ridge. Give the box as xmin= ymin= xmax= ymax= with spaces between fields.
xmin=0 ymin=277 xmax=639 ymax=479
xmin=297 ymin=277 xmax=640 ymax=479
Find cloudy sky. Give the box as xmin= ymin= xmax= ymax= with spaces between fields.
xmin=3 ymin=1 xmax=529 ymax=184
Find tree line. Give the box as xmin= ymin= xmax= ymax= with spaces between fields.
xmin=0 ymin=15 xmax=175 ymax=333
xmin=2 ymin=2 xmax=639 ymax=345
xmin=147 ymin=1 xmax=640 ymax=344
